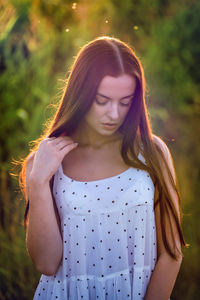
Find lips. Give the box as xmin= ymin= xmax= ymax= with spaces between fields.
xmin=104 ymin=123 xmax=117 ymax=126
xmin=102 ymin=123 xmax=118 ymax=130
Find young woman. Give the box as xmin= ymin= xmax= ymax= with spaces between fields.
xmin=20 ymin=36 xmax=187 ymax=300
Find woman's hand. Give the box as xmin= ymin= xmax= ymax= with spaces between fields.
xmin=30 ymin=136 xmax=78 ymax=184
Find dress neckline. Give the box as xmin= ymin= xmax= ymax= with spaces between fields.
xmin=59 ymin=163 xmax=133 ymax=184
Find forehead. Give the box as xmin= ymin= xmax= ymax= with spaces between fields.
xmin=97 ymin=74 xmax=137 ymax=98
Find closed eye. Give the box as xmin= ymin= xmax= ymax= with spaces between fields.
xmin=95 ymin=98 xmax=132 ymax=106
xmin=120 ymin=101 xmax=132 ymax=106
xmin=95 ymin=98 xmax=107 ymax=105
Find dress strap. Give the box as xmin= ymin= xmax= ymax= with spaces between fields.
xmin=59 ymin=162 xmax=63 ymax=173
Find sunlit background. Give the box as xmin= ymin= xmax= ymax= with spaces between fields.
xmin=0 ymin=0 xmax=200 ymax=299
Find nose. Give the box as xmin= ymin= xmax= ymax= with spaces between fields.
xmin=107 ymin=102 xmax=120 ymax=121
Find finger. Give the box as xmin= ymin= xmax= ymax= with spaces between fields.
xmin=60 ymin=142 xmax=78 ymax=156
xmin=45 ymin=136 xmax=64 ymax=146
xmin=45 ymin=136 xmax=56 ymax=141
xmin=40 ymin=136 xmax=55 ymax=146
xmin=52 ymin=136 xmax=74 ymax=145
xmin=56 ymin=140 xmax=74 ymax=150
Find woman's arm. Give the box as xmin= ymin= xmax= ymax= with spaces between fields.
xmin=25 ymin=137 xmax=78 ymax=275
xmin=144 ymin=136 xmax=183 ymax=300
xmin=144 ymin=251 xmax=182 ymax=300
xmin=144 ymin=200 xmax=182 ymax=300
xmin=26 ymin=153 xmax=63 ymax=276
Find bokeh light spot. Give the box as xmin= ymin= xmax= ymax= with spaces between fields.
xmin=72 ymin=3 xmax=77 ymax=10
xmin=16 ymin=108 xmax=28 ymax=120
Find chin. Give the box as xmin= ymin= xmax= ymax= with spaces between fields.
xmin=100 ymin=129 xmax=118 ymax=136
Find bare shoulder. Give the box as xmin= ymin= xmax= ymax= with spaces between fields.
xmin=152 ymin=134 xmax=170 ymax=156
xmin=152 ymin=134 xmax=176 ymax=184
xmin=25 ymin=152 xmax=36 ymax=185
xmin=26 ymin=152 xmax=35 ymax=171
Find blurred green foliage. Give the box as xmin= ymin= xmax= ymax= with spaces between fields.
xmin=0 ymin=0 xmax=199 ymax=299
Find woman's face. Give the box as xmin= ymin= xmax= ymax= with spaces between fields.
xmin=84 ymin=74 xmax=137 ymax=136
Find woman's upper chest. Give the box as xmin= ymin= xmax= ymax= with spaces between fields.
xmin=62 ymin=143 xmax=131 ymax=182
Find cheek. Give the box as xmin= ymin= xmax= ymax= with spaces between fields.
xmin=120 ymin=107 xmax=131 ymax=120
xmin=85 ymin=106 xmax=104 ymax=124
xmin=89 ymin=105 xmax=106 ymax=119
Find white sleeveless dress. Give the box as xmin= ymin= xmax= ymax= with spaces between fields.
xmin=33 ymin=153 xmax=157 ymax=300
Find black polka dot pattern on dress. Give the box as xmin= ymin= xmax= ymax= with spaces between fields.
xmin=34 ymin=156 xmax=157 ymax=300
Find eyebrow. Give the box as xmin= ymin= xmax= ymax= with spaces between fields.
xmin=96 ymin=92 xmax=135 ymax=100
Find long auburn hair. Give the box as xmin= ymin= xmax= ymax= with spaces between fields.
xmin=19 ymin=36 xmax=187 ymax=260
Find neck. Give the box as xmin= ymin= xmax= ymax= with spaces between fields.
xmin=71 ymin=122 xmax=123 ymax=149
